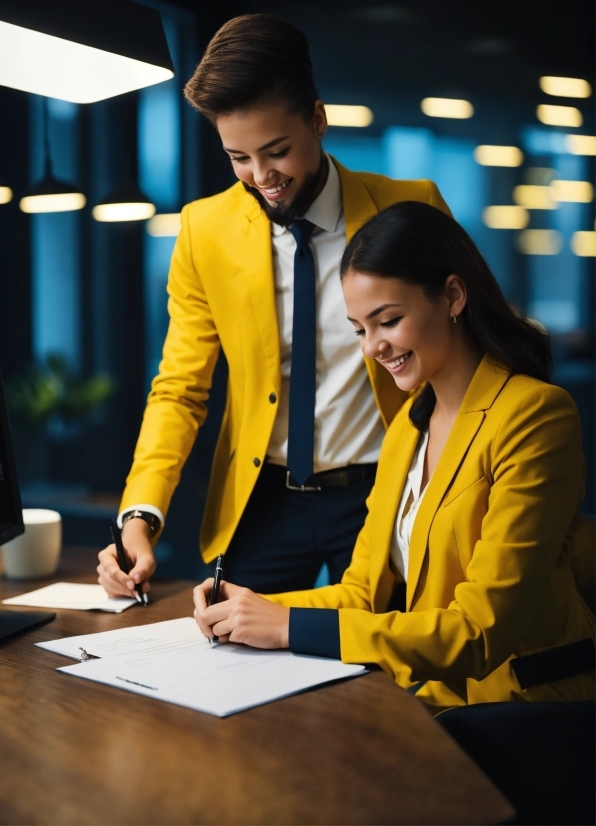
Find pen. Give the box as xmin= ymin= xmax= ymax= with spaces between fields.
xmin=110 ymin=519 xmax=148 ymax=606
xmin=209 ymin=554 xmax=224 ymax=645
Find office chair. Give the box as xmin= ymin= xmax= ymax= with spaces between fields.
xmin=437 ymin=700 xmax=595 ymax=825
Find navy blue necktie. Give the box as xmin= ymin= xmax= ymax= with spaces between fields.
xmin=287 ymin=219 xmax=316 ymax=485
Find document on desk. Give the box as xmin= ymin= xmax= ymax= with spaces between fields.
xmin=41 ymin=617 xmax=366 ymax=716
xmin=4 ymin=582 xmax=136 ymax=613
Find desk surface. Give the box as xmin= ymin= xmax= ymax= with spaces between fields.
xmin=0 ymin=546 xmax=514 ymax=826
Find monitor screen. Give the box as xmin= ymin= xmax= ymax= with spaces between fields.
xmin=0 ymin=364 xmax=24 ymax=547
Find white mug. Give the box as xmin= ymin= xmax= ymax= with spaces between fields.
xmin=0 ymin=509 xmax=62 ymax=579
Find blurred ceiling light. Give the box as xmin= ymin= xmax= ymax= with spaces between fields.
xmin=482 ymin=206 xmax=529 ymax=229
xmin=325 ymin=105 xmax=373 ymax=127
xmin=565 ymin=134 xmax=596 ymax=155
xmin=571 ymin=231 xmax=596 ymax=257
xmin=421 ymin=97 xmax=474 ymax=119
xmin=0 ymin=0 xmax=173 ymax=103
xmin=536 ymin=104 xmax=582 ymax=127
xmin=20 ymin=187 xmax=86 ymax=214
xmin=20 ymin=97 xmax=85 ymax=213
xmin=513 ymin=185 xmax=556 ymax=210
xmin=147 ymin=213 xmax=181 ymax=237
xmin=524 ymin=167 xmax=556 ymax=186
xmin=539 ymin=76 xmax=592 ymax=98
xmin=474 ymin=145 xmax=523 ymax=166
xmin=517 ymin=229 xmax=562 ymax=255
xmin=93 ymin=185 xmax=155 ymax=222
xmin=551 ymin=180 xmax=594 ymax=203
xmin=0 ymin=186 xmax=12 ymax=204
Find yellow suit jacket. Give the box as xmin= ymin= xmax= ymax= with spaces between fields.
xmin=120 ymin=160 xmax=450 ymax=562
xmin=268 ymin=357 xmax=595 ymax=709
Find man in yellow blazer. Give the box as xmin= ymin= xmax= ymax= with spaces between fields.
xmin=97 ymin=14 xmax=449 ymax=597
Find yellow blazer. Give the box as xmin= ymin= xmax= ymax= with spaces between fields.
xmin=268 ymin=357 xmax=595 ymax=710
xmin=120 ymin=160 xmax=450 ymax=562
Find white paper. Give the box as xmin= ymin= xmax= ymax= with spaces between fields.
xmin=36 ymin=616 xmax=201 ymax=660
xmin=4 ymin=582 xmax=136 ymax=613
xmin=42 ymin=617 xmax=366 ymax=716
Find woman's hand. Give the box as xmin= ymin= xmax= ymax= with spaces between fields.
xmin=97 ymin=518 xmax=156 ymax=598
xmin=193 ymin=579 xmax=290 ymax=649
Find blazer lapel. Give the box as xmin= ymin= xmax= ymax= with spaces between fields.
xmin=406 ymin=357 xmax=511 ymax=609
xmin=370 ymin=423 xmax=420 ymax=613
xmin=335 ymin=158 xmax=378 ymax=242
xmin=239 ymin=202 xmax=280 ymax=389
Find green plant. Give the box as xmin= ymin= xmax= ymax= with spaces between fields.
xmin=6 ymin=354 xmax=114 ymax=430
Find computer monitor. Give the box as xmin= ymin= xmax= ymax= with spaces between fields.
xmin=0 ymin=364 xmax=54 ymax=639
xmin=0 ymin=364 xmax=24 ymax=547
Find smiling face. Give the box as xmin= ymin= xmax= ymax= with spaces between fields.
xmin=342 ymin=270 xmax=468 ymax=392
xmin=215 ymin=100 xmax=328 ymax=225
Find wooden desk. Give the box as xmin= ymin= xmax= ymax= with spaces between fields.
xmin=0 ymin=547 xmax=514 ymax=825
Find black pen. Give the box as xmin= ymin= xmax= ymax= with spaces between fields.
xmin=110 ymin=519 xmax=148 ymax=606
xmin=209 ymin=555 xmax=224 ymax=645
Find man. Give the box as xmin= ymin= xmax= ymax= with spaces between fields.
xmin=98 ymin=13 xmax=450 ymax=598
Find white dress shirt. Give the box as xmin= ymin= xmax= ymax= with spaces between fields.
xmin=390 ymin=430 xmax=430 ymax=582
xmin=121 ymin=156 xmax=384 ymax=526
xmin=266 ymin=155 xmax=384 ymax=472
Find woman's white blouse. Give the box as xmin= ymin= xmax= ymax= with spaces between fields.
xmin=390 ymin=429 xmax=430 ymax=582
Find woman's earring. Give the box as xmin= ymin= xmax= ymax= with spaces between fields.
xmin=452 ymin=315 xmax=458 ymax=324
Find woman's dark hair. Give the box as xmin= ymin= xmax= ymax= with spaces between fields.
xmin=340 ymin=201 xmax=552 ymax=431
xmin=184 ymin=14 xmax=319 ymax=123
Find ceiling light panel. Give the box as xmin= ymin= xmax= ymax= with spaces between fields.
xmin=325 ymin=105 xmax=373 ymax=127
xmin=474 ymin=145 xmax=523 ymax=167
xmin=539 ymin=76 xmax=592 ymax=98
xmin=20 ymin=192 xmax=86 ymax=213
xmin=571 ymin=231 xmax=596 ymax=256
xmin=0 ymin=0 xmax=173 ymax=103
xmin=536 ymin=105 xmax=583 ymax=127
xmin=518 ymin=229 xmax=562 ymax=255
xmin=482 ymin=206 xmax=529 ymax=229
xmin=147 ymin=213 xmax=181 ymax=237
xmin=566 ymin=135 xmax=596 ymax=155
xmin=0 ymin=186 xmax=12 ymax=204
xmin=551 ymin=180 xmax=594 ymax=203
xmin=421 ymin=98 xmax=474 ymax=119
xmin=93 ymin=202 xmax=156 ymax=222
xmin=513 ymin=185 xmax=557 ymax=210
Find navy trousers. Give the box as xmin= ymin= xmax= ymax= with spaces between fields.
xmin=222 ymin=463 xmax=375 ymax=593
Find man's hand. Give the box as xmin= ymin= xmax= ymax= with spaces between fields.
xmin=193 ymin=579 xmax=290 ymax=649
xmin=97 ymin=517 xmax=156 ymax=598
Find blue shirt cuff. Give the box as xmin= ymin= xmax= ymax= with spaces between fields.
xmin=288 ymin=608 xmax=341 ymax=659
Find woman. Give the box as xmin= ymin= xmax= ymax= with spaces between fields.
xmin=193 ymin=201 xmax=595 ymax=712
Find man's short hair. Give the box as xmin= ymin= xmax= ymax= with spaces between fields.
xmin=184 ymin=14 xmax=319 ymax=123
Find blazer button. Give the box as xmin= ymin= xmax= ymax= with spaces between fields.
xmin=253 ymin=458 xmax=261 ymax=467
xmin=269 ymin=392 xmax=277 ymax=404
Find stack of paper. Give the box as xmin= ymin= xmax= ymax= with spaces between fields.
xmin=37 ymin=617 xmax=366 ymax=717
xmin=4 ymin=582 xmax=136 ymax=613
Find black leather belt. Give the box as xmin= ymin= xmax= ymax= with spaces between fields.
xmin=264 ymin=463 xmax=377 ymax=491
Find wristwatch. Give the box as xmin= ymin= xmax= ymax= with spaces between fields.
xmin=121 ymin=509 xmax=161 ymax=538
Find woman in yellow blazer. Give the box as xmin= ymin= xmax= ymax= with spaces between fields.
xmin=193 ymin=201 xmax=595 ymax=711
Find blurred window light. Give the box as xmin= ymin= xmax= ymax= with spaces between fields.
xmin=513 ymin=185 xmax=556 ymax=209
xmin=565 ymin=134 xmax=596 ymax=155
xmin=536 ymin=104 xmax=583 ymax=127
xmin=20 ymin=192 xmax=86 ymax=213
xmin=571 ymin=231 xmax=596 ymax=256
xmin=92 ymin=202 xmax=156 ymax=222
xmin=517 ymin=229 xmax=562 ymax=255
xmin=147 ymin=213 xmax=181 ymax=236
xmin=482 ymin=206 xmax=529 ymax=229
xmin=474 ymin=145 xmax=523 ymax=166
xmin=0 ymin=186 xmax=13 ymax=204
xmin=325 ymin=105 xmax=373 ymax=127
xmin=421 ymin=98 xmax=474 ymax=119
xmin=539 ymin=76 xmax=592 ymax=98
xmin=551 ymin=180 xmax=594 ymax=202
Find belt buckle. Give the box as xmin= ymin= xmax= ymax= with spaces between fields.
xmin=285 ymin=471 xmax=322 ymax=492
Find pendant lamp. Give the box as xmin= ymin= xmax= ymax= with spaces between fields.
xmin=0 ymin=0 xmax=174 ymax=103
xmin=19 ymin=98 xmax=86 ymax=214
xmin=92 ymin=184 xmax=155 ymax=222
xmin=0 ymin=183 xmax=12 ymax=204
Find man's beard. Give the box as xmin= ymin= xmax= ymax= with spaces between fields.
xmin=242 ymin=154 xmax=328 ymax=228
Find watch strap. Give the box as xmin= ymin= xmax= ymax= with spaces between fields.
xmin=121 ymin=509 xmax=161 ymax=537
